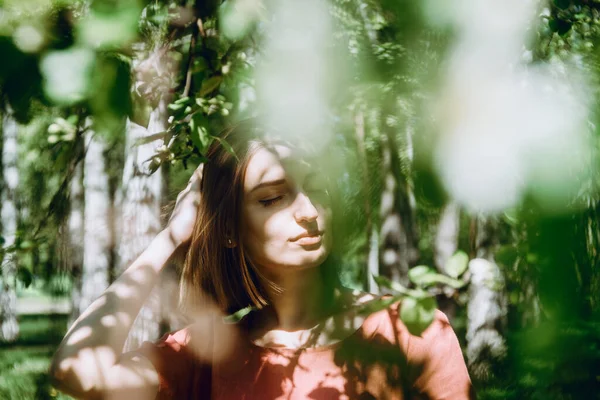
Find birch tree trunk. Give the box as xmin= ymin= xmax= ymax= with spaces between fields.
xmin=434 ymin=202 xmax=461 ymax=273
xmin=117 ymin=103 xmax=167 ymax=351
xmin=0 ymin=111 xmax=19 ymax=342
xmin=68 ymin=160 xmax=85 ymax=324
xmin=79 ymin=131 xmax=111 ymax=315
xmin=434 ymin=201 xmax=461 ymax=319
xmin=466 ymin=215 xmax=507 ymax=381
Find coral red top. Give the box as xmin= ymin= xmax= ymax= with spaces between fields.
xmin=138 ymin=303 xmax=474 ymax=399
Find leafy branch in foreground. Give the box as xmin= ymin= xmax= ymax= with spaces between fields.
xmin=373 ymin=250 xmax=469 ymax=335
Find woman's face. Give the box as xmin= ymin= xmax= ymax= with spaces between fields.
xmin=241 ymin=144 xmax=333 ymax=274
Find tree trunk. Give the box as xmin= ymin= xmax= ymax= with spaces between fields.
xmin=68 ymin=159 xmax=85 ymax=324
xmin=466 ymin=215 xmax=507 ymax=381
xmin=79 ymin=131 xmax=112 ymax=315
xmin=117 ymin=102 xmax=167 ymax=351
xmin=434 ymin=202 xmax=461 ymax=320
xmin=0 ymin=110 xmax=19 ymax=342
xmin=378 ymin=123 xmax=419 ymax=287
xmin=434 ymin=202 xmax=461 ymax=273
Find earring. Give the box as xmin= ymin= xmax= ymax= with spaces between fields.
xmin=227 ymin=238 xmax=233 ymax=246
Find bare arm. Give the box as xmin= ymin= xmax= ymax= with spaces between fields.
xmin=49 ymin=167 xmax=202 ymax=399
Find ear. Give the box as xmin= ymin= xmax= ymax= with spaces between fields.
xmin=225 ymin=237 xmax=237 ymax=248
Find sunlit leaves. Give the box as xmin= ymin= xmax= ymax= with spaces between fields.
xmin=40 ymin=47 xmax=95 ymax=104
xmin=76 ymin=0 xmax=141 ymax=49
xmin=219 ymin=0 xmax=263 ymax=41
xmin=553 ymin=0 xmax=571 ymax=11
xmin=408 ymin=265 xmax=466 ymax=289
xmin=0 ymin=35 xmax=43 ymax=121
xmin=47 ymin=116 xmax=78 ymax=143
xmin=16 ymin=266 xmax=33 ymax=288
xmin=223 ymin=305 xmax=255 ymax=323
xmin=373 ymin=275 xmax=410 ymax=295
xmin=445 ymin=250 xmax=469 ymax=279
xmin=214 ymin=137 xmax=238 ymax=160
xmin=13 ymin=25 xmax=45 ymax=53
xmin=189 ymin=113 xmax=213 ymax=154
xmin=374 ymin=274 xmax=435 ymax=335
xmin=89 ymin=54 xmax=132 ymax=134
xmin=400 ymin=296 xmax=436 ymax=336
xmin=199 ymin=75 xmax=223 ymax=97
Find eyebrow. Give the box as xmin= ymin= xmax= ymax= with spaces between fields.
xmin=250 ymin=179 xmax=287 ymax=193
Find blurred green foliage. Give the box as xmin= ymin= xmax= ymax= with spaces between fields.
xmin=0 ymin=0 xmax=600 ymax=398
xmin=0 ymin=314 xmax=71 ymax=400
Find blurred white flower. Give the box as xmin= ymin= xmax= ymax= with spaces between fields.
xmin=432 ymin=0 xmax=592 ymax=213
xmin=13 ymin=25 xmax=44 ymax=53
xmin=255 ymin=0 xmax=335 ymax=146
xmin=40 ymin=47 xmax=95 ymax=105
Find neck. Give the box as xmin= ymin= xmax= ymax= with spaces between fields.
xmin=260 ymin=266 xmax=334 ymax=331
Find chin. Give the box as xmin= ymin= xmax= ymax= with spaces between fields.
xmin=293 ymin=248 xmax=331 ymax=269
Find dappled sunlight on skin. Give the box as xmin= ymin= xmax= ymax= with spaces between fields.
xmin=65 ymin=326 xmax=92 ymax=346
xmin=50 ymin=262 xmax=167 ymax=397
xmin=49 ymin=165 xmax=208 ymax=399
xmin=241 ymin=144 xmax=333 ymax=275
xmin=111 ymin=282 xmax=141 ymax=300
xmin=202 ymin=296 xmax=430 ymax=399
xmin=100 ymin=314 xmax=120 ymax=328
xmin=176 ymin=286 xmax=241 ymax=366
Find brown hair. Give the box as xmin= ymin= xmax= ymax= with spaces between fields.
xmin=179 ymin=120 xmax=346 ymax=316
xmin=179 ymin=122 xmax=271 ymax=315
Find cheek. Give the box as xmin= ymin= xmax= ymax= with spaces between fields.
xmin=242 ymin=208 xmax=289 ymax=252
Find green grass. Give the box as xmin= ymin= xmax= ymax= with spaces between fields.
xmin=0 ymin=314 xmax=73 ymax=400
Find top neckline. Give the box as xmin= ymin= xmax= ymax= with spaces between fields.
xmin=246 ymin=296 xmax=387 ymax=354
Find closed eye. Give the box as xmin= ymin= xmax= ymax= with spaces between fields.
xmin=259 ymin=195 xmax=285 ymax=207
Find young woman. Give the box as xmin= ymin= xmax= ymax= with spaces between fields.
xmin=50 ymin=122 xmax=474 ymax=399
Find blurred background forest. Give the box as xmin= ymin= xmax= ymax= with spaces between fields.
xmin=1 ymin=0 xmax=600 ymax=398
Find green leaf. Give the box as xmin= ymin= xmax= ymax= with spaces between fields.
xmin=76 ymin=3 xmax=141 ymax=49
xmin=223 ymin=305 xmax=255 ymax=323
xmin=219 ymin=0 xmax=262 ymax=41
xmin=445 ymin=251 xmax=469 ymax=279
xmin=19 ymin=241 xmax=34 ymax=250
xmin=495 ymin=245 xmax=519 ymax=268
xmin=175 ymin=96 xmax=191 ymax=105
xmin=408 ymin=265 xmax=466 ymax=289
xmin=553 ymin=0 xmax=570 ymax=10
xmin=16 ymin=267 xmax=33 ymax=288
xmin=549 ymin=18 xmax=572 ymax=35
xmin=199 ymin=76 xmax=223 ymax=97
xmin=400 ymin=296 xmax=437 ymax=336
xmin=214 ymin=136 xmax=238 ymax=161
xmin=89 ymin=54 xmax=132 ymax=134
xmin=373 ymin=275 xmax=409 ymax=294
xmin=355 ymin=295 xmax=403 ymax=316
xmin=168 ymin=102 xmax=186 ymax=112
xmin=134 ymin=131 xmax=169 ymax=146
xmin=189 ymin=114 xmax=213 ymax=154
xmin=40 ymin=47 xmax=95 ymax=105
xmin=408 ymin=265 xmax=437 ymax=285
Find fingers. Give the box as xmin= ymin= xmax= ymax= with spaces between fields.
xmin=187 ymin=164 xmax=204 ymax=192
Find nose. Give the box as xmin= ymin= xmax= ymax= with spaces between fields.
xmin=293 ymin=192 xmax=319 ymax=223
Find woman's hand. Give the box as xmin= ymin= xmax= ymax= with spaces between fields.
xmin=167 ymin=164 xmax=203 ymax=246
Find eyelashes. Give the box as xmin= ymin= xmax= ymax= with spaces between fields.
xmin=258 ymin=189 xmax=330 ymax=208
xmin=259 ymin=195 xmax=285 ymax=207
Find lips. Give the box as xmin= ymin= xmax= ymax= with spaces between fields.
xmin=290 ymin=231 xmax=324 ymax=245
